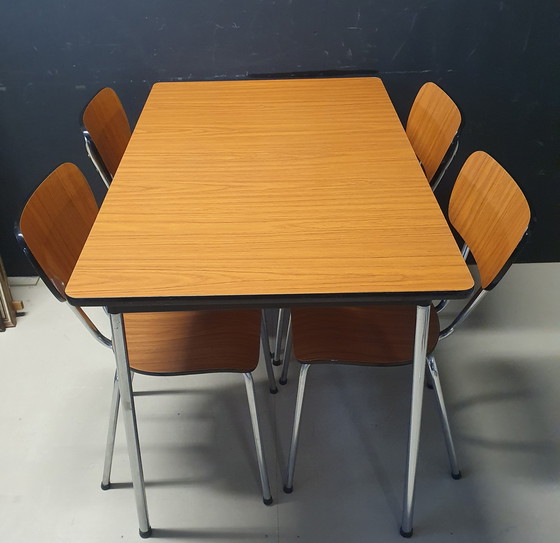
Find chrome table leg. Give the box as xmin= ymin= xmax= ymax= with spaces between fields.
xmin=243 ymin=373 xmax=273 ymax=505
xmin=110 ymin=313 xmax=151 ymax=538
xmin=400 ymin=304 xmax=430 ymax=538
xmin=284 ymin=363 xmax=310 ymax=492
xmin=273 ymin=308 xmax=289 ymax=366
xmin=279 ymin=315 xmax=292 ymax=385
xmin=261 ymin=313 xmax=278 ymax=394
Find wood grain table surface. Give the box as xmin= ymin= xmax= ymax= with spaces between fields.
xmin=66 ymin=77 xmax=473 ymax=311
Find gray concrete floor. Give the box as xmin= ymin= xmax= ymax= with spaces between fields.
xmin=1 ymin=263 xmax=559 ymax=542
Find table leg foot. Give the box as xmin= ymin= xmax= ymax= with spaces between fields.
xmin=400 ymin=527 xmax=413 ymax=538
xmin=139 ymin=526 xmax=152 ymax=538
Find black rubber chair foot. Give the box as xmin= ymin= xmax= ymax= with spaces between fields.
xmin=273 ymin=359 xmax=282 ymax=367
xmin=283 ymin=485 xmax=293 ymax=494
xmin=263 ymin=497 xmax=273 ymax=506
xmin=452 ymin=470 xmax=462 ymax=480
xmin=270 ymin=387 xmax=278 ymax=394
xmin=100 ymin=482 xmax=111 ymax=491
xmin=400 ymin=527 xmax=413 ymax=538
xmin=139 ymin=526 xmax=153 ymax=538
xmin=279 ymin=378 xmax=287 ymax=386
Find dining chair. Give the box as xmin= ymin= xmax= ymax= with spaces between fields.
xmin=15 ymin=163 xmax=276 ymax=533
xmin=270 ymin=83 xmax=463 ymax=366
xmin=406 ymin=82 xmax=462 ymax=191
xmin=282 ymin=151 xmax=530 ymax=537
xmin=81 ymin=87 xmax=131 ymax=188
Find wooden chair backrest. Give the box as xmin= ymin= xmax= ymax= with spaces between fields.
xmin=449 ymin=151 xmax=530 ymax=290
xmin=406 ymin=82 xmax=461 ymax=183
xmin=16 ymin=163 xmax=98 ymax=301
xmin=82 ymin=88 xmax=131 ymax=178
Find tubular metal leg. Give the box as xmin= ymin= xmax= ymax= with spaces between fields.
xmin=400 ymin=304 xmax=430 ymax=538
xmin=243 ymin=373 xmax=273 ymax=505
xmin=426 ymin=355 xmax=461 ymax=479
xmin=101 ymin=371 xmax=135 ymax=489
xmin=110 ymin=313 xmax=151 ymax=538
xmin=284 ymin=363 xmax=311 ymax=493
xmin=273 ymin=308 xmax=289 ymax=365
xmin=425 ymin=365 xmax=434 ymax=390
xmin=101 ymin=370 xmax=121 ymax=490
xmin=279 ymin=316 xmax=292 ymax=385
xmin=272 ymin=308 xmax=285 ymax=365
xmin=260 ymin=313 xmax=278 ymax=394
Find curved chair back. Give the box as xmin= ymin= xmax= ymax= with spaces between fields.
xmin=406 ymin=82 xmax=461 ymax=187
xmin=82 ymin=88 xmax=131 ymax=187
xmin=15 ymin=163 xmax=98 ymax=301
xmin=449 ymin=151 xmax=530 ymax=290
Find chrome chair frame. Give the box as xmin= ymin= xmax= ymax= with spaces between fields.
xmin=282 ymin=291 xmax=477 ymax=537
xmin=106 ymin=311 xmax=274 ymax=537
xmin=66 ymin=302 xmax=277 ymax=500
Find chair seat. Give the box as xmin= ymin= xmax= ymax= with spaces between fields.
xmin=291 ymin=305 xmax=439 ymax=366
xmin=124 ymin=309 xmax=261 ymax=375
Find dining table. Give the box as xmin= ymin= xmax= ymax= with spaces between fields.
xmin=66 ymin=76 xmax=474 ymax=537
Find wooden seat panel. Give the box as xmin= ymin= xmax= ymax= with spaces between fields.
xmin=124 ymin=309 xmax=261 ymax=375
xmin=291 ymin=305 xmax=439 ymax=365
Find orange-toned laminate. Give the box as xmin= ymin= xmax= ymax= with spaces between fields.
xmin=406 ymin=82 xmax=461 ymax=183
xmin=67 ymin=78 xmax=473 ymax=305
xmin=17 ymin=163 xmax=98 ymax=300
xmin=124 ymin=309 xmax=260 ymax=374
xmin=82 ymin=87 xmax=131 ymax=178
xmin=291 ymin=305 xmax=439 ymax=365
xmin=449 ymin=151 xmax=531 ymax=289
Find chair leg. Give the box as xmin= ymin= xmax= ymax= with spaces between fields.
xmin=101 ymin=371 xmax=136 ymax=490
xmin=284 ymin=363 xmax=310 ymax=493
xmin=110 ymin=313 xmax=151 ymax=538
xmin=242 ymin=373 xmax=273 ymax=505
xmin=261 ymin=312 xmax=278 ymax=394
xmin=400 ymin=304 xmax=430 ymax=538
xmin=425 ymin=366 xmax=433 ymax=389
xmin=101 ymin=370 xmax=121 ymax=490
xmin=273 ymin=308 xmax=290 ymax=365
xmin=279 ymin=315 xmax=292 ymax=385
xmin=426 ymin=355 xmax=461 ymax=479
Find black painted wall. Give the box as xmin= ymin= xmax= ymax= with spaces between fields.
xmin=1 ymin=1 xmax=559 ymax=275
